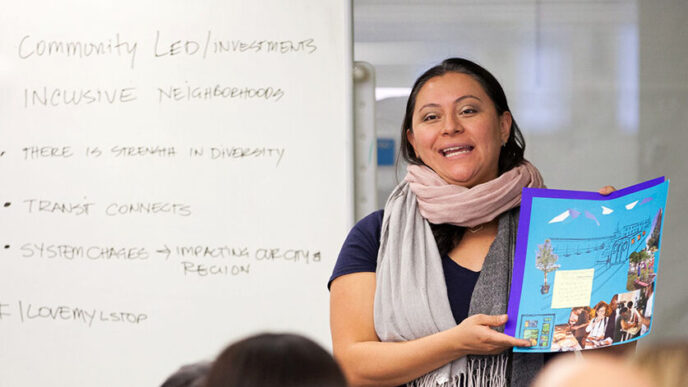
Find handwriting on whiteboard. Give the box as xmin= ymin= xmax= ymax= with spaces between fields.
xmin=17 ymin=31 xmax=318 ymax=69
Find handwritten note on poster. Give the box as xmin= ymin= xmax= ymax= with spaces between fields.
xmin=551 ymin=269 xmax=595 ymax=308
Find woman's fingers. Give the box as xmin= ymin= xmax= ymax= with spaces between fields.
xmin=472 ymin=313 xmax=508 ymax=327
xmin=478 ymin=331 xmax=532 ymax=354
xmin=598 ymin=185 xmax=617 ymax=195
xmin=464 ymin=314 xmax=533 ymax=350
xmin=488 ymin=329 xmax=532 ymax=348
xmin=509 ymin=336 xmax=534 ymax=347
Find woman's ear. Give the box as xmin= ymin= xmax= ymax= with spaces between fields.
xmin=499 ymin=111 xmax=512 ymax=144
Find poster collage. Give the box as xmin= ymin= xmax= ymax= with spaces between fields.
xmin=507 ymin=177 xmax=667 ymax=352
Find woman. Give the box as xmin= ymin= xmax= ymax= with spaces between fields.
xmin=585 ymin=301 xmax=613 ymax=348
xmin=569 ymin=306 xmax=590 ymax=348
xmin=203 ymin=332 xmax=347 ymax=387
xmin=328 ymin=58 xmax=616 ymax=387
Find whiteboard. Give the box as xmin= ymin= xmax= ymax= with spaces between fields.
xmin=0 ymin=1 xmax=353 ymax=386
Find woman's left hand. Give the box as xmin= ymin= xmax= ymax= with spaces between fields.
xmin=598 ymin=186 xmax=617 ymax=195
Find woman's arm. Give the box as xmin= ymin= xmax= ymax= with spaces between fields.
xmin=330 ymin=272 xmax=530 ymax=387
xmin=570 ymin=314 xmax=589 ymax=331
xmin=571 ymin=321 xmax=589 ymax=331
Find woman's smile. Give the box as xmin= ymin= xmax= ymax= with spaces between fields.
xmin=440 ymin=144 xmax=474 ymax=158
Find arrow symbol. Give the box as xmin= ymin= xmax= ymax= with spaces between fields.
xmin=156 ymin=245 xmax=171 ymax=260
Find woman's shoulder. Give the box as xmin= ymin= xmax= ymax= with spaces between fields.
xmin=327 ymin=210 xmax=384 ymax=289
xmin=355 ymin=209 xmax=384 ymax=234
xmin=343 ymin=209 xmax=384 ymax=255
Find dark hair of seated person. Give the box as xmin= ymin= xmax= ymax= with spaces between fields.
xmin=161 ymin=361 xmax=212 ymax=387
xmin=204 ymin=332 xmax=348 ymax=387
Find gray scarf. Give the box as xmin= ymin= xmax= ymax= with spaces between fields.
xmin=374 ymin=181 xmax=543 ymax=386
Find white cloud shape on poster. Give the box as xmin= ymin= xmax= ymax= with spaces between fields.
xmin=548 ymin=210 xmax=570 ymax=223
xmin=601 ymin=206 xmax=614 ymax=215
xmin=626 ymin=200 xmax=639 ymax=210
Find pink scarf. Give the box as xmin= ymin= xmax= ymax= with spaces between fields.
xmin=405 ymin=160 xmax=545 ymax=228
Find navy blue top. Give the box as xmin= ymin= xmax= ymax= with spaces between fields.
xmin=329 ymin=210 xmax=480 ymax=324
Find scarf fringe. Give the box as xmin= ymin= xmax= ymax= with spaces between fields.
xmin=406 ymin=354 xmax=508 ymax=387
xmin=376 ymin=181 xmax=543 ymax=386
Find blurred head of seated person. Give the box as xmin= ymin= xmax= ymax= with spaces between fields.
xmin=161 ymin=361 xmax=212 ymax=387
xmin=329 ymin=57 xmax=557 ymax=387
xmin=631 ymin=340 xmax=688 ymax=387
xmin=203 ymin=332 xmax=347 ymax=387
xmin=532 ymin=353 xmax=653 ymax=387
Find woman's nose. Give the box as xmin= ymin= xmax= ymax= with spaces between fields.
xmin=442 ymin=114 xmax=463 ymax=135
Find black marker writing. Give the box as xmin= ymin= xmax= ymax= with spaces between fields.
xmin=255 ymin=248 xmax=321 ymax=264
xmin=153 ymin=30 xmax=317 ymax=59
xmin=110 ymin=146 xmax=176 ymax=158
xmin=24 ymin=199 xmax=94 ymax=215
xmin=21 ymin=243 xmax=149 ymax=261
xmin=105 ymin=202 xmax=191 ymax=217
xmin=210 ymin=34 xmax=317 ymax=55
xmin=181 ymin=261 xmax=250 ymax=277
xmin=24 ymin=87 xmax=137 ymax=108
xmin=173 ymin=245 xmax=250 ymax=259
xmin=158 ymin=84 xmax=284 ymax=103
xmin=0 ymin=303 xmax=10 ymax=320
xmin=16 ymin=300 xmax=147 ymax=326
xmin=209 ymin=147 xmax=285 ymax=166
xmin=18 ymin=33 xmax=138 ymax=69
xmin=22 ymin=146 xmax=73 ymax=159
xmin=153 ymin=30 xmax=204 ymax=57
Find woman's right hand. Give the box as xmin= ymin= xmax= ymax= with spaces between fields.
xmin=453 ymin=314 xmax=532 ymax=355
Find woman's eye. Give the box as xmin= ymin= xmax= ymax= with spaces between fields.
xmin=460 ymin=108 xmax=477 ymax=115
xmin=423 ymin=113 xmax=439 ymax=121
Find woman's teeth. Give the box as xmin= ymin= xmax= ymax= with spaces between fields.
xmin=442 ymin=146 xmax=472 ymax=157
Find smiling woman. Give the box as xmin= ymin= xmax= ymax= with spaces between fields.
xmin=329 ymin=58 xmax=547 ymax=387
xmin=401 ymin=58 xmax=526 ymax=179
xmin=406 ymin=72 xmax=510 ymax=188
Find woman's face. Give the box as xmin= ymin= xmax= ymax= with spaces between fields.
xmin=597 ymin=307 xmax=607 ymax=317
xmin=407 ymin=72 xmax=511 ymax=188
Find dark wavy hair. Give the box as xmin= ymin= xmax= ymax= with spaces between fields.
xmin=400 ymin=58 xmax=527 ymax=254
xmin=204 ymin=333 xmax=347 ymax=387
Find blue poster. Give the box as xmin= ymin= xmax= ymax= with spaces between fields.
xmin=505 ymin=177 xmax=668 ymax=352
